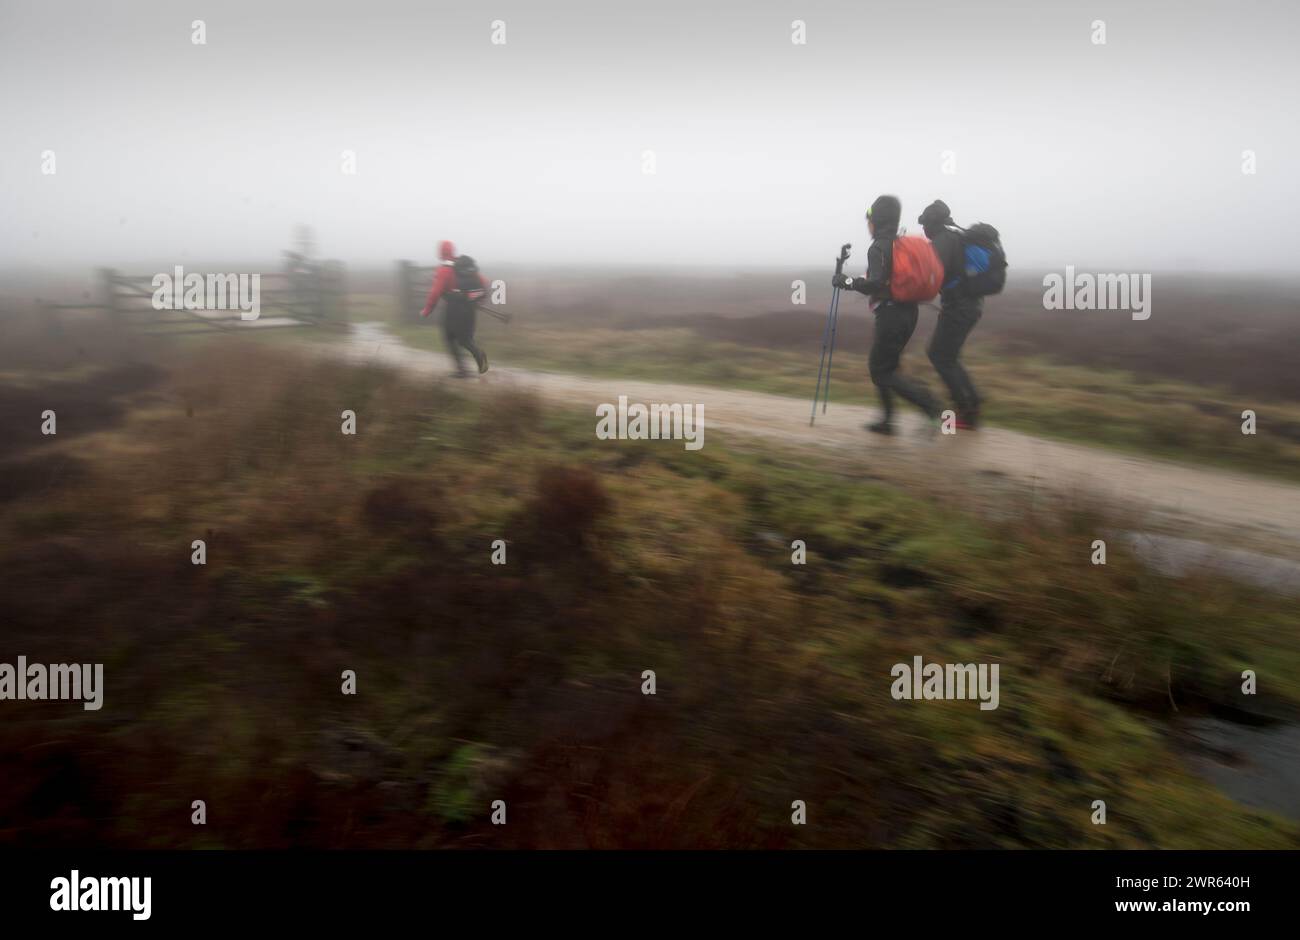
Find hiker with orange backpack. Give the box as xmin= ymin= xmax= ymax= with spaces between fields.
xmin=420 ymin=239 xmax=490 ymax=377
xmin=832 ymin=195 xmax=942 ymax=435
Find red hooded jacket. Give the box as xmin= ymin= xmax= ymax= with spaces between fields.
xmin=420 ymin=240 xmax=489 ymax=317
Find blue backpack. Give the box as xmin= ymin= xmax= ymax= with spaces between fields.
xmin=954 ymin=223 xmax=1007 ymax=297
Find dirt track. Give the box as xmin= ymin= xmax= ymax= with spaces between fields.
xmin=332 ymin=323 xmax=1300 ymax=570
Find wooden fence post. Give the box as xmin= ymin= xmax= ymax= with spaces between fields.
xmin=97 ymin=267 xmax=121 ymax=324
xmin=396 ymin=260 xmax=415 ymax=322
xmin=324 ymin=260 xmax=347 ymax=321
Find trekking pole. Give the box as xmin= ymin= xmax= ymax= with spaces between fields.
xmin=477 ymin=304 xmax=513 ymax=323
xmin=821 ymin=286 xmax=841 ymax=415
xmin=810 ymin=296 xmax=835 ymax=425
xmin=810 ymin=243 xmax=851 ymax=425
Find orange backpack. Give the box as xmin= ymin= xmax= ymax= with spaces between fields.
xmin=890 ymin=235 xmax=944 ymax=302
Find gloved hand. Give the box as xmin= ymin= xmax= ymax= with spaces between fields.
xmin=832 ymin=274 xmax=854 ymax=289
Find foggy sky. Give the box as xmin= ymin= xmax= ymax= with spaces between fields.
xmin=2 ymin=0 xmax=1297 ymax=271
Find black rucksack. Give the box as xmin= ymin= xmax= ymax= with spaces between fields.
xmin=957 ymin=223 xmax=1007 ymax=297
xmin=451 ymin=255 xmax=485 ymax=298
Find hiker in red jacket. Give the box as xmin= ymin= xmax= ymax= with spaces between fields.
xmin=420 ymin=240 xmax=490 ymax=377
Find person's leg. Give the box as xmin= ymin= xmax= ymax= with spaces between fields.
xmin=955 ymin=304 xmax=983 ymax=418
xmin=868 ymin=306 xmax=906 ymax=428
xmin=929 ymin=303 xmax=982 ymax=420
xmin=460 ymin=309 xmax=488 ymax=373
xmin=442 ymin=311 xmax=469 ymax=376
xmin=878 ymin=305 xmax=940 ymax=420
xmin=928 ymin=307 xmax=973 ymax=410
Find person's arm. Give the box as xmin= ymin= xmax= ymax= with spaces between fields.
xmin=420 ymin=267 xmax=452 ymax=317
xmin=833 ymin=240 xmax=889 ymax=297
xmin=837 ymin=240 xmax=888 ymax=298
xmin=935 ymin=230 xmax=964 ymax=289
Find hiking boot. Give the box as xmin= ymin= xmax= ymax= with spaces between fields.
xmin=449 ymin=369 xmax=472 ymax=380
xmin=472 ymin=347 xmax=489 ymax=374
xmin=865 ymin=420 xmax=895 ymax=436
xmin=956 ymin=411 xmax=980 ymax=431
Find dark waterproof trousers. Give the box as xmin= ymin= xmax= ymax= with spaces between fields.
xmin=927 ymin=298 xmax=983 ymax=417
xmin=443 ymin=299 xmax=483 ymax=375
xmin=869 ymin=301 xmax=939 ymax=424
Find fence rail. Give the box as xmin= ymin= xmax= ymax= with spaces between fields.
xmin=38 ymin=253 xmax=347 ymax=334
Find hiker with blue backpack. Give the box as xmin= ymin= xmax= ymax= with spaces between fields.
xmin=919 ymin=200 xmax=1007 ymax=430
xmin=832 ymin=195 xmax=943 ymax=436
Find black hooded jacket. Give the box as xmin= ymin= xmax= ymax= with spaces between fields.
xmin=851 ymin=195 xmax=902 ymax=304
xmin=918 ymin=200 xmax=982 ymax=307
xmin=925 ymin=225 xmax=966 ymax=303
